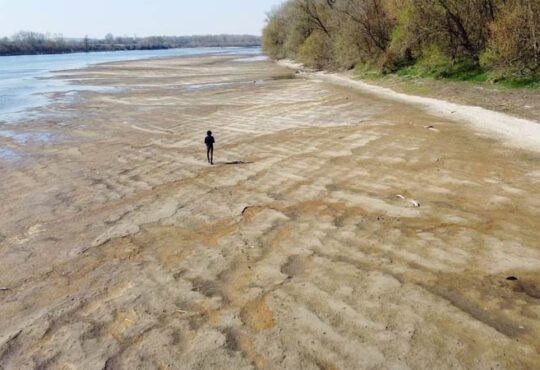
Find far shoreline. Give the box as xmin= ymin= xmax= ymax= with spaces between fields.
xmin=0 ymin=44 xmax=261 ymax=58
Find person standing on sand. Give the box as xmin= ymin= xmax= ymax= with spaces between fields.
xmin=205 ymin=130 xmax=215 ymax=165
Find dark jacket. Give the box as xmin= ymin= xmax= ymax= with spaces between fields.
xmin=205 ymin=135 xmax=215 ymax=147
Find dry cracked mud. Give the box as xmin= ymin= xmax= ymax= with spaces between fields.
xmin=0 ymin=54 xmax=539 ymax=369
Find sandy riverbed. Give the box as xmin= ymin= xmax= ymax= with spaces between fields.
xmin=1 ymin=54 xmax=539 ymax=369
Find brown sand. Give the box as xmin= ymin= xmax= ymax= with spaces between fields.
xmin=0 ymin=54 xmax=539 ymax=369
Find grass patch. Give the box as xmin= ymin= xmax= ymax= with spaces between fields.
xmin=352 ymin=63 xmax=382 ymax=80
xmin=352 ymin=57 xmax=540 ymax=90
xmin=395 ymin=59 xmax=489 ymax=82
xmin=496 ymin=76 xmax=540 ymax=89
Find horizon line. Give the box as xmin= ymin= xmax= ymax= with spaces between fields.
xmin=1 ymin=31 xmax=263 ymax=40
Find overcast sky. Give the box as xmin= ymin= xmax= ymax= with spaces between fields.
xmin=0 ymin=0 xmax=285 ymax=38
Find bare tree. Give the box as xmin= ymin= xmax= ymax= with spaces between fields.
xmin=296 ymin=0 xmax=332 ymax=35
xmin=332 ymin=0 xmax=394 ymax=53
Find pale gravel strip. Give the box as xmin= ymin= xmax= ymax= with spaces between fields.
xmin=278 ymin=60 xmax=540 ymax=153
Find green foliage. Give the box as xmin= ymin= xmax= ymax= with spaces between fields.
xmin=387 ymin=1 xmax=416 ymax=57
xmin=395 ymin=58 xmax=488 ymax=82
xmin=283 ymin=3 xmax=313 ymax=58
xmin=479 ymin=48 xmax=499 ymax=71
xmin=417 ymin=45 xmax=452 ymax=73
xmin=262 ymin=0 xmax=540 ymax=87
xmin=483 ymin=0 xmax=540 ymax=77
xmin=331 ymin=33 xmax=362 ymax=70
xmin=495 ymin=76 xmax=540 ymax=89
xmin=262 ymin=12 xmax=288 ymax=59
xmin=378 ymin=49 xmax=413 ymax=74
xmin=353 ymin=62 xmax=383 ymax=79
xmin=299 ymin=31 xmax=332 ymax=69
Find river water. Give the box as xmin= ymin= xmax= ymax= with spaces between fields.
xmin=0 ymin=47 xmax=260 ymax=123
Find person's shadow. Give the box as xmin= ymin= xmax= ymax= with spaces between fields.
xmin=222 ymin=161 xmax=253 ymax=165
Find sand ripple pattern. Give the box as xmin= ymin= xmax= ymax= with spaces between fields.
xmin=0 ymin=55 xmax=539 ymax=369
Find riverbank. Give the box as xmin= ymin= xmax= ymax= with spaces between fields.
xmin=279 ymin=60 xmax=540 ymax=154
xmin=355 ymin=71 xmax=540 ymax=122
xmin=1 ymin=54 xmax=539 ymax=369
xmin=0 ymin=33 xmax=260 ymax=57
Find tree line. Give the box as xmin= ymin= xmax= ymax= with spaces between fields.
xmin=0 ymin=32 xmax=261 ymax=56
xmin=263 ymin=0 xmax=540 ymax=81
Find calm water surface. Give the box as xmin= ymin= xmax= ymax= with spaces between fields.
xmin=0 ymin=47 xmax=260 ymax=123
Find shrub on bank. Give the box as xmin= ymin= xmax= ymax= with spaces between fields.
xmin=262 ymin=0 xmax=540 ymax=87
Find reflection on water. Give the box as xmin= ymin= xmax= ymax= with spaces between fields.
xmin=0 ymin=129 xmax=56 ymax=144
xmin=0 ymin=148 xmax=20 ymax=161
xmin=0 ymin=47 xmax=261 ymax=123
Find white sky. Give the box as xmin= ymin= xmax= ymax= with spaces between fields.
xmin=0 ymin=0 xmax=285 ymax=38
